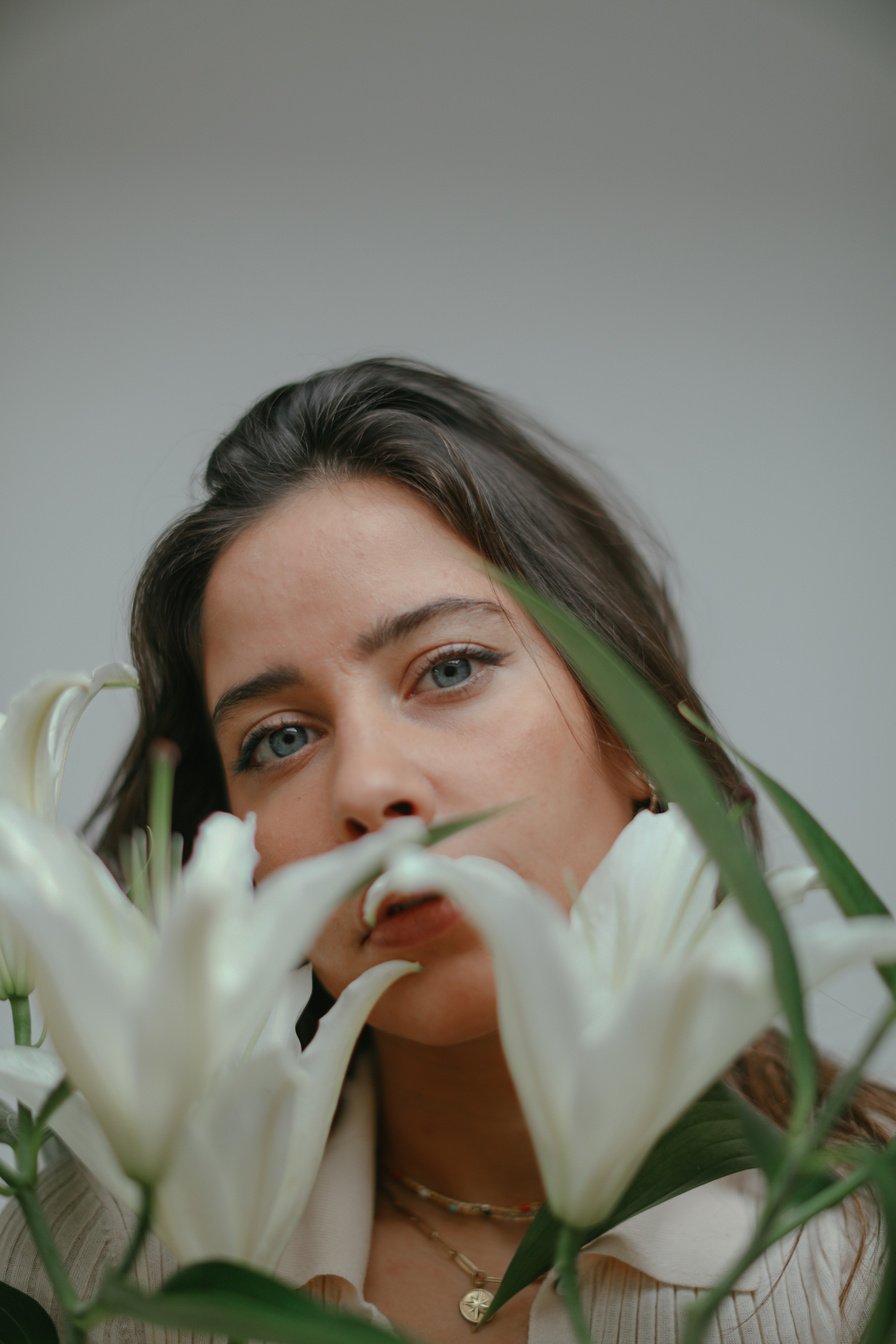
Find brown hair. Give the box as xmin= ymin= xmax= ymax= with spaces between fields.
xmin=96 ymin=356 xmax=894 ymax=1162
xmin=96 ymin=356 xmax=749 ymax=856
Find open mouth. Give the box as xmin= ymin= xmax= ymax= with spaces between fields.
xmin=379 ymin=892 xmax=441 ymax=919
xmin=361 ymin=887 xmax=459 ymax=949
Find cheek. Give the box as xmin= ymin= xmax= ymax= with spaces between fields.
xmin=306 ymin=909 xmax=355 ymax=1000
xmin=241 ymin=792 xmax=337 ymax=882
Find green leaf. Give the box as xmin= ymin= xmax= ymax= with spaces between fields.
xmin=423 ymin=806 xmax=502 ymax=848
xmin=97 ymin=1260 xmax=419 ymax=1343
xmin=554 ymin=1225 xmax=590 ymax=1344
xmin=857 ymin=1156 xmax=896 ymax=1344
xmin=0 ymin=1282 xmax=60 ymax=1344
xmin=499 ymin=574 xmax=816 ymax=1120
xmin=722 ymin=1088 xmax=790 ymax=1179
xmin=489 ymin=1082 xmax=776 ymax=1315
xmin=679 ymin=708 xmax=896 ymax=1002
xmin=349 ymin=808 xmax=499 ymax=905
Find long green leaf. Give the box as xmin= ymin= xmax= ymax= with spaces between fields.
xmin=0 ymin=1282 xmax=60 ymax=1344
xmin=678 ymin=707 xmax=896 ymax=1001
xmin=348 ymin=808 xmax=499 ymax=905
xmin=423 ymin=806 xmax=501 ymax=848
xmin=501 ymin=575 xmax=816 ymax=1118
xmin=96 ymin=1261 xmax=418 ymax=1343
xmin=488 ymin=1083 xmax=778 ymax=1315
xmin=858 ymin=1157 xmax=896 ymax=1344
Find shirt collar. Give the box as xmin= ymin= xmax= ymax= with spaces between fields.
xmin=583 ymin=1171 xmax=763 ymax=1290
xmin=276 ymin=1057 xmax=379 ymax=1313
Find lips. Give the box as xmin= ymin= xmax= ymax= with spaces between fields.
xmin=361 ymin=887 xmax=460 ymax=950
xmin=380 ymin=892 xmax=440 ymax=918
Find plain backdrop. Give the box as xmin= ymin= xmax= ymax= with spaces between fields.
xmin=2 ymin=0 xmax=895 ymax=1075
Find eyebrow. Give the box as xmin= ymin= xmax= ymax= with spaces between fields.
xmin=210 ymin=596 xmax=509 ymax=727
xmin=211 ymin=665 xmax=304 ymax=728
xmin=356 ymin=597 xmax=508 ymax=655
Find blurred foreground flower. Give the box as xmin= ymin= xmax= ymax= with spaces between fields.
xmin=0 ymin=959 xmax=416 ymax=1269
xmin=367 ymin=805 xmax=896 ymax=1229
xmin=0 ymin=664 xmax=137 ymax=818
xmin=0 ymin=665 xmax=136 ymax=1001
xmin=0 ymin=805 xmax=423 ymax=1186
xmin=152 ymin=959 xmax=415 ymax=1267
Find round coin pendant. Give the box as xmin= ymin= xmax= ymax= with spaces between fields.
xmin=459 ymin=1287 xmax=494 ymax=1324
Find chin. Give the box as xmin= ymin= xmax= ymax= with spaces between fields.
xmin=360 ymin=957 xmax=500 ymax=1047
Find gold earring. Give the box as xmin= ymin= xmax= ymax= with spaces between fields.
xmin=637 ymin=778 xmax=661 ymax=813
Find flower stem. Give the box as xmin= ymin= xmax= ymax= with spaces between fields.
xmin=147 ymin=740 xmax=178 ymax=921
xmin=682 ymin=1215 xmax=773 ymax=1344
xmin=9 ymin=1098 xmax=89 ymax=1340
xmin=555 ymin=1224 xmax=590 ymax=1344
xmin=683 ymin=1124 xmax=885 ymax=1344
xmin=16 ymin=1185 xmax=83 ymax=1320
xmin=34 ymin=1077 xmax=73 ymax=1135
xmin=10 ymin=994 xmax=32 ymax=1047
xmin=115 ymin=1183 xmax=154 ymax=1280
xmin=768 ymin=1162 xmax=875 ymax=1242
xmin=807 ymin=1002 xmax=896 ymax=1151
xmin=0 ymin=1156 xmax=22 ymax=1190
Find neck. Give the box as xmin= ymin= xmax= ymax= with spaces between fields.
xmin=372 ymin=1029 xmax=544 ymax=1208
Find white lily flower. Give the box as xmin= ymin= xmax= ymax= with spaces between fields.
xmin=0 ymin=664 xmax=137 ymax=819
xmin=367 ymin=805 xmax=896 ymax=1229
xmin=0 ymin=962 xmax=418 ymax=1270
xmin=0 ymin=803 xmax=424 ymax=1185
xmin=0 ymin=915 xmax=31 ymax=1001
xmin=0 ymin=1046 xmax=135 ymax=1208
xmin=0 ymin=664 xmax=136 ymax=999
xmin=152 ymin=961 xmax=416 ymax=1268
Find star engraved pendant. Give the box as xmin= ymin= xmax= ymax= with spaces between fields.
xmin=459 ymin=1287 xmax=494 ymax=1324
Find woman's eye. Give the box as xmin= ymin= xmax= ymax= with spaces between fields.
xmin=427 ymin=656 xmax=474 ymax=689
xmin=265 ymin=725 xmax=310 ymax=758
xmin=417 ymin=647 xmax=506 ymax=695
xmin=236 ymin=722 xmax=316 ymax=772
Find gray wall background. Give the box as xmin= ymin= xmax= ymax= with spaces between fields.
xmin=2 ymin=0 xmax=895 ymax=1073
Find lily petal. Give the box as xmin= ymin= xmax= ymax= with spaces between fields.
xmin=372 ymin=807 xmax=896 ymax=1232
xmin=373 ymin=847 xmax=593 ymax=1199
xmin=0 ymin=805 xmax=427 ymax=1188
xmin=572 ymin=807 xmax=718 ymax=988
xmin=237 ymin=816 xmax=427 ymax=995
xmin=153 ymin=959 xmax=417 ymax=1266
xmin=0 ymin=664 xmax=136 ymax=819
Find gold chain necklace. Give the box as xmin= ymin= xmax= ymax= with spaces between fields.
xmin=381 ymin=1184 xmax=502 ymax=1325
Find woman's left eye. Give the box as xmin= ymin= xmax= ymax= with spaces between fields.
xmin=427 ymin=656 xmax=474 ymax=689
xmin=417 ymin=646 xmax=506 ymax=694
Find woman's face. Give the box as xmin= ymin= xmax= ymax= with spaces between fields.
xmin=202 ymin=478 xmax=639 ymax=1043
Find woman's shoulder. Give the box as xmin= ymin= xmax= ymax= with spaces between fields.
xmin=0 ymin=1150 xmax=206 ymax=1344
xmin=572 ymin=1171 xmax=884 ymax=1344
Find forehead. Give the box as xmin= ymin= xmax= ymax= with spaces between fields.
xmin=200 ymin=478 xmax=503 ymax=698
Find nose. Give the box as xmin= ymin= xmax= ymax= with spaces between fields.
xmin=331 ymin=718 xmax=437 ymax=841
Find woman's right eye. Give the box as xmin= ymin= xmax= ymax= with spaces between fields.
xmin=234 ymin=722 xmax=317 ymax=773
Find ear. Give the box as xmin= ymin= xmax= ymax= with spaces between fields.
xmin=607 ymin=747 xmax=659 ymax=814
xmin=590 ymin=716 xmax=660 ymax=812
